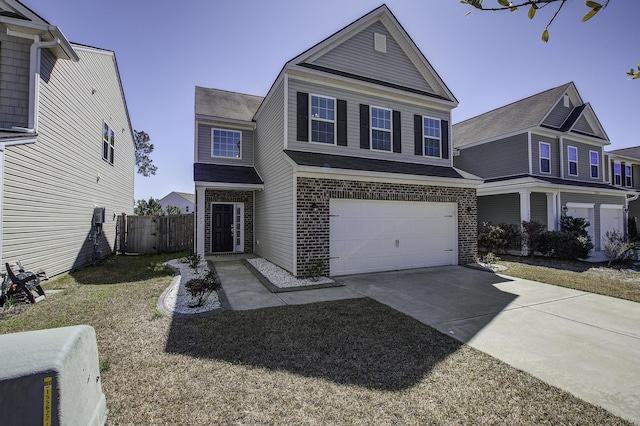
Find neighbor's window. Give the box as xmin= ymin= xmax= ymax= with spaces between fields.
xmin=625 ymin=164 xmax=633 ymax=187
xmin=423 ymin=116 xmax=441 ymax=158
xmin=539 ymin=142 xmax=550 ymax=174
xmin=589 ymin=150 xmax=599 ymax=178
xmin=212 ymin=129 xmax=241 ymax=158
xmin=370 ymin=106 xmax=391 ymax=151
xmin=613 ymin=162 xmax=622 ymax=186
xmin=103 ymin=122 xmax=114 ymax=165
xmin=567 ymin=146 xmax=578 ymax=176
xmin=310 ymin=95 xmax=335 ymax=144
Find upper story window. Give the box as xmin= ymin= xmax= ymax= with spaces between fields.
xmin=310 ymin=95 xmax=336 ymax=144
xmin=539 ymin=142 xmax=550 ymax=174
xmin=589 ymin=151 xmax=599 ymax=179
xmin=103 ymin=122 xmax=114 ymax=165
xmin=613 ymin=162 xmax=621 ymax=186
xmin=567 ymin=146 xmax=578 ymax=176
xmin=423 ymin=116 xmax=441 ymax=158
xmin=625 ymin=164 xmax=633 ymax=187
xmin=370 ymin=106 xmax=392 ymax=151
xmin=212 ymin=129 xmax=241 ymax=158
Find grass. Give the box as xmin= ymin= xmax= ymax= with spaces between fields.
xmin=0 ymin=253 xmax=632 ymax=425
xmin=496 ymin=255 xmax=640 ymax=303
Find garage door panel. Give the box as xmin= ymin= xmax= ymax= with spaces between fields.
xmin=330 ymin=199 xmax=457 ymax=276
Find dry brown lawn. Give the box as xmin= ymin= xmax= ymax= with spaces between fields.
xmin=0 ymin=253 xmax=631 ymax=425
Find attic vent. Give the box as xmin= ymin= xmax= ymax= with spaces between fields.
xmin=563 ymin=94 xmax=570 ymax=108
xmin=374 ymin=33 xmax=387 ymax=53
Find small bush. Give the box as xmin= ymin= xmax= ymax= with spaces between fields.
xmin=538 ymin=216 xmax=593 ymax=260
xmin=602 ymin=229 xmax=636 ymax=265
xmin=185 ymin=270 xmax=221 ymax=307
xmin=522 ymin=220 xmax=546 ymax=256
xmin=478 ymin=222 xmax=521 ymax=254
xmin=628 ymin=216 xmax=639 ymax=243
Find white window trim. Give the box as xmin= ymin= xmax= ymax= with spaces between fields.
xmin=370 ymin=105 xmax=392 ymax=152
xmin=211 ymin=128 xmax=242 ymax=159
xmin=625 ymin=164 xmax=633 ymax=187
xmin=589 ymin=150 xmax=599 ymax=179
xmin=422 ymin=115 xmax=442 ymax=159
xmin=567 ymin=146 xmax=578 ymax=176
xmin=309 ymin=94 xmax=337 ymax=146
xmin=613 ymin=161 xmax=622 ymax=186
xmin=102 ymin=121 xmax=114 ymax=165
xmin=539 ymin=142 xmax=551 ymax=174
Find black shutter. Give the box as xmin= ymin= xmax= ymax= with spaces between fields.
xmin=622 ymin=162 xmax=626 ymax=185
xmin=360 ymin=104 xmax=370 ymax=149
xmin=392 ymin=110 xmax=401 ymax=153
xmin=297 ymin=92 xmax=309 ymax=142
xmin=414 ymin=114 xmax=423 ymax=156
xmin=337 ymin=99 xmax=347 ymax=146
xmin=441 ymin=119 xmax=449 ymax=159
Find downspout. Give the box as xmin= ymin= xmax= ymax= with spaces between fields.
xmin=20 ymin=35 xmax=62 ymax=133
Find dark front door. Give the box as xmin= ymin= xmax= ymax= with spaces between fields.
xmin=212 ymin=204 xmax=234 ymax=252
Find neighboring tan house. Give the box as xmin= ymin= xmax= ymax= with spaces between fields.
xmin=194 ymin=5 xmax=481 ymax=277
xmin=0 ymin=0 xmax=135 ymax=276
xmin=159 ymin=191 xmax=194 ymax=214
xmin=604 ymin=147 xmax=640 ymax=223
xmin=453 ymin=82 xmax=630 ymax=256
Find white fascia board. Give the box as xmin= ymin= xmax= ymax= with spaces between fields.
xmin=253 ymin=72 xmax=285 ymax=120
xmin=194 ymin=181 xmax=264 ymax=191
xmin=478 ymin=177 xmax=629 ymax=197
xmin=294 ymin=166 xmax=481 ymax=188
xmin=605 ymin=152 xmax=640 ymax=164
xmin=195 ymin=116 xmax=256 ymax=130
xmin=287 ymin=67 xmax=456 ymax=111
xmin=0 ymin=136 xmax=37 ymax=147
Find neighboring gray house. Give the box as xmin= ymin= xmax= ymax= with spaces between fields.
xmin=604 ymin=147 xmax=640 ymax=222
xmin=159 ymin=191 xmax=194 ymax=214
xmin=0 ymin=0 xmax=135 ymax=276
xmin=453 ymin=82 xmax=630 ymax=255
xmin=194 ymin=5 xmax=481 ymax=277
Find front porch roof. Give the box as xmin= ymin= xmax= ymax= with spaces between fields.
xmin=284 ymin=150 xmax=464 ymax=179
xmin=484 ymin=174 xmax=626 ymax=192
xmin=194 ymin=163 xmax=263 ymax=187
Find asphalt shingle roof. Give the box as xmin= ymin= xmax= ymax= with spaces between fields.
xmin=607 ymin=146 xmax=640 ymax=161
xmin=194 ymin=163 xmax=263 ymax=185
xmin=195 ymin=87 xmax=263 ymax=122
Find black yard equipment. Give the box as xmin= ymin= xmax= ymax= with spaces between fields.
xmin=1 ymin=262 xmax=47 ymax=305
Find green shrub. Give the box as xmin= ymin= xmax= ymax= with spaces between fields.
xmin=478 ymin=222 xmax=521 ymax=254
xmin=538 ymin=216 xmax=593 ymax=260
xmin=185 ymin=270 xmax=221 ymax=307
xmin=522 ymin=220 xmax=546 ymax=255
xmin=628 ymin=216 xmax=639 ymax=243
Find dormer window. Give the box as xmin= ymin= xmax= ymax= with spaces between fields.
xmin=212 ymin=129 xmax=241 ymax=158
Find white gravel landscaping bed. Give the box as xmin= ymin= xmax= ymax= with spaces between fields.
xmin=162 ymin=259 xmax=221 ymax=315
xmin=247 ymin=257 xmax=334 ymax=288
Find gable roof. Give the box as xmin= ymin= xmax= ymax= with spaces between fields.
xmin=453 ymin=82 xmax=609 ymax=148
xmin=607 ymin=146 xmax=640 ymax=161
xmin=257 ymin=4 xmax=456 ymax=118
xmin=195 ymin=87 xmax=263 ymax=123
xmin=0 ymin=0 xmax=78 ymax=61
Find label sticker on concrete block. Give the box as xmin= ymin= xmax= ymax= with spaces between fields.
xmin=43 ymin=376 xmax=52 ymax=426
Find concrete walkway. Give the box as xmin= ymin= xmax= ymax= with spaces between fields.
xmin=212 ymin=258 xmax=640 ymax=424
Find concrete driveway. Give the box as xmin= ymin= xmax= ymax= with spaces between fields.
xmin=335 ymin=266 xmax=640 ymax=425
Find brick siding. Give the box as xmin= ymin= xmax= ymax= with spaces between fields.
xmin=296 ymin=177 xmax=477 ymax=277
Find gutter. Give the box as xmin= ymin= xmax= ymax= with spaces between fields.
xmin=24 ymin=36 xmax=61 ymax=132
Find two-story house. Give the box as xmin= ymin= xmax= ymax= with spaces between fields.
xmin=194 ymin=5 xmax=481 ymax=277
xmin=604 ymin=147 xmax=640 ymax=223
xmin=453 ymin=82 xmax=629 ymax=255
xmin=0 ymin=0 xmax=135 ymax=276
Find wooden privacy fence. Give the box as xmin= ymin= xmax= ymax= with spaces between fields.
xmin=117 ymin=214 xmax=194 ymax=254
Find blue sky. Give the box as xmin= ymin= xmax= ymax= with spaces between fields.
xmin=24 ymin=0 xmax=639 ymax=201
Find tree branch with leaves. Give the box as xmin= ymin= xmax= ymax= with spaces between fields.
xmin=461 ymin=0 xmax=639 ymax=79
xmin=134 ymin=130 xmax=158 ymax=176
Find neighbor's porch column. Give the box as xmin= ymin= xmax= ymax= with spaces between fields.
xmin=519 ymin=190 xmax=531 ymax=255
xmin=196 ymin=186 xmax=206 ymax=257
xmin=546 ymin=192 xmax=558 ymax=231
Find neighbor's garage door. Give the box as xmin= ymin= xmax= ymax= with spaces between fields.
xmin=329 ymin=199 xmax=457 ymax=276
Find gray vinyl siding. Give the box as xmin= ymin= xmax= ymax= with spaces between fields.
xmin=2 ymin=47 xmax=135 ymax=277
xmin=310 ymin=21 xmax=433 ymax=94
xmin=603 ymin=154 xmax=610 ymax=182
xmin=573 ymin=115 xmax=595 ymax=136
xmin=195 ymin=122 xmax=254 ymax=166
xmin=542 ymin=98 xmax=573 ymax=129
xmin=253 ymin=79 xmax=295 ymax=273
xmin=633 ymin=164 xmax=640 ymax=189
xmin=559 ymin=193 xmax=625 ymax=251
xmin=0 ymin=31 xmax=31 ymax=128
xmin=530 ymin=192 xmax=547 ymax=226
xmin=288 ymin=78 xmax=451 ymax=168
xmin=477 ymin=194 xmax=520 ymax=227
xmin=532 ymin=134 xmax=560 ymax=177
xmin=562 ymin=139 xmax=603 ymax=183
xmin=454 ymin=133 xmax=528 ymax=179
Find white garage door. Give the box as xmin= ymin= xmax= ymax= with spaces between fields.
xmin=566 ymin=203 xmax=595 ymax=244
xmin=600 ymin=205 xmax=624 ymax=244
xmin=329 ymin=199 xmax=457 ymax=276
